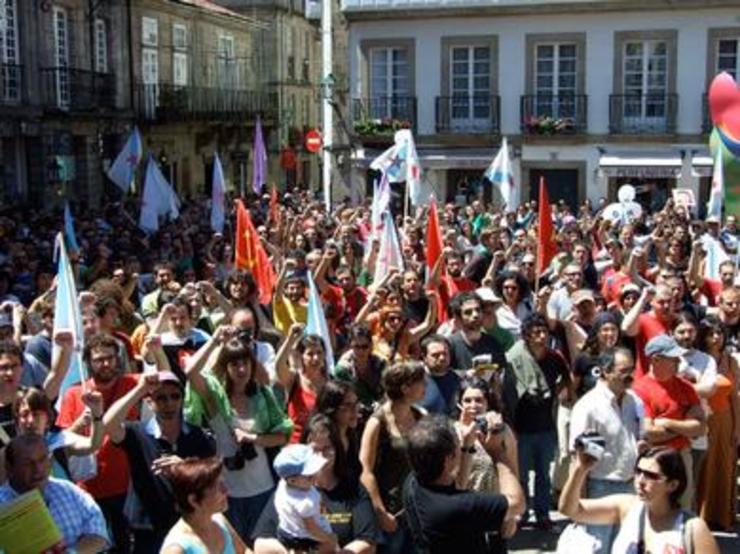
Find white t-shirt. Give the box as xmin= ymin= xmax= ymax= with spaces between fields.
xmin=679 ymin=349 xmax=717 ymax=450
xmin=274 ymin=479 xmax=332 ymax=540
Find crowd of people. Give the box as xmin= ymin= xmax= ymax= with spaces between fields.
xmin=0 ymin=186 xmax=738 ymax=554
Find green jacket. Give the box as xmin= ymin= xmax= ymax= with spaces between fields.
xmin=184 ymin=373 xmax=294 ymax=438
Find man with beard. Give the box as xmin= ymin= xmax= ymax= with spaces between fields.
xmin=273 ymin=267 xmax=308 ymax=336
xmin=447 ymin=292 xmax=506 ymax=372
xmin=56 ymin=333 xmax=142 ymax=552
xmin=141 ymin=262 xmax=177 ymax=319
xmin=568 ymin=348 xmax=639 ymax=553
xmin=622 ymin=284 xmax=678 ymax=379
xmin=401 ymin=269 xmax=430 ymax=325
xmin=419 ymin=334 xmax=460 ymax=416
xmin=103 ymin=370 xmax=216 ymax=552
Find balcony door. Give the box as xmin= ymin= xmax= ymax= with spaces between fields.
xmin=717 ymin=38 xmax=740 ymax=80
xmin=450 ymin=45 xmax=490 ymax=131
xmin=53 ymin=6 xmax=70 ymax=109
xmin=534 ymin=43 xmax=576 ymax=118
xmin=622 ymin=40 xmax=668 ymax=130
xmin=369 ymin=47 xmax=410 ymax=120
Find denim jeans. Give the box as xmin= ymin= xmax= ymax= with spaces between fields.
xmin=517 ymin=430 xmax=556 ymax=520
xmin=586 ymin=477 xmax=634 ymax=554
xmin=226 ymin=488 xmax=274 ymax=544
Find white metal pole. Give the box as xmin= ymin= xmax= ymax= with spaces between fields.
xmin=321 ymin=0 xmax=332 ymax=212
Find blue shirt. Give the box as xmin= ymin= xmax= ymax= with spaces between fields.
xmin=0 ymin=478 xmax=109 ymax=549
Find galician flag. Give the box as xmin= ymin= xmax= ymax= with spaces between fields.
xmin=64 ymin=202 xmax=80 ymax=254
xmin=484 ymin=137 xmax=516 ymax=209
xmin=211 ymin=153 xmax=226 ymax=234
xmin=305 ymin=271 xmax=335 ymax=374
xmin=139 ymin=155 xmax=181 ymax=234
xmin=53 ymin=232 xmax=86 ymax=408
xmin=106 ymin=127 xmax=142 ymax=193
xmin=371 ymin=171 xmax=391 ymax=236
xmin=369 ymin=129 xmax=425 ymax=206
xmin=374 ymin=211 xmax=404 ymax=285
xmin=706 ymin=146 xmax=723 ymax=220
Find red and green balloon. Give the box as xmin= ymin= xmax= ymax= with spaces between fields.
xmin=708 ymin=71 xmax=740 ymax=217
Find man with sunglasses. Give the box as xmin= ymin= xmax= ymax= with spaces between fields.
xmin=569 ymin=348 xmax=640 ymax=553
xmin=103 ymin=370 xmax=216 ymax=552
xmin=632 ymin=334 xmax=705 ymax=509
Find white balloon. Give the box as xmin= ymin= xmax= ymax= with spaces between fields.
xmin=603 ymin=201 xmax=642 ymax=224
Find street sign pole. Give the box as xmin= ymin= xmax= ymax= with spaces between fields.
xmin=321 ymin=0 xmax=333 ymax=212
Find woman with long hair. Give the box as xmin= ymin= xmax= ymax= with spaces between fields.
xmin=695 ymin=317 xmax=740 ymax=530
xmin=359 ymin=361 xmax=426 ymax=553
xmin=185 ymin=326 xmax=293 ymax=542
xmin=275 ymin=327 xmax=330 ymax=443
xmin=559 ymin=447 xmax=718 ymax=554
xmin=313 ymin=380 xmax=362 ymax=492
xmin=253 ymin=415 xmax=378 ymax=554
xmin=160 ymin=457 xmax=248 ymax=553
xmin=493 ymin=270 xmax=533 ymax=339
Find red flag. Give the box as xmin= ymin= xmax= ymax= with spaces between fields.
xmin=425 ymin=196 xmax=443 ymax=270
xmin=536 ymin=177 xmax=557 ymax=276
xmin=235 ymin=200 xmax=276 ymax=304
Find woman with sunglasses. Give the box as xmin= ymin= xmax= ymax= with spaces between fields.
xmin=334 ymin=324 xmax=386 ymax=417
xmin=493 ymin=270 xmax=534 ymax=340
xmin=185 ymin=325 xmax=294 ymax=542
xmin=695 ymin=317 xmax=740 ymax=530
xmin=559 ymin=447 xmax=719 ymax=554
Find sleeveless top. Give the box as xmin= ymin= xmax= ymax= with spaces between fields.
xmin=287 ymin=379 xmax=317 ymax=444
xmin=611 ymin=501 xmax=692 ymax=554
xmin=160 ymin=515 xmax=236 ymax=554
xmin=372 ymin=404 xmax=424 ymax=514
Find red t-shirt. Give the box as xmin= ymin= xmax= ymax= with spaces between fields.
xmin=56 ymin=374 xmax=140 ymax=498
xmin=700 ymin=279 xmax=723 ymax=307
xmin=633 ymin=374 xmax=700 ymax=450
xmin=634 ymin=312 xmax=670 ymax=379
xmin=600 ymin=269 xmax=633 ymax=306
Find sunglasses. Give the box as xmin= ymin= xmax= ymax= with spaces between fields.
xmin=634 ymin=466 xmax=664 ymax=481
xmin=153 ymin=393 xmax=183 ymax=403
xmin=352 ymin=343 xmax=371 ymax=350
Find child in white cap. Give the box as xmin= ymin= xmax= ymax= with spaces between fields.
xmin=273 ymin=443 xmax=338 ymax=552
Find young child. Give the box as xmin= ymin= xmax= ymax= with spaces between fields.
xmin=273 ymin=444 xmax=338 ymax=553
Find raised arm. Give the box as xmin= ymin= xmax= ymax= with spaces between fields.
xmin=64 ymin=391 xmax=106 ymax=456
xmin=409 ymin=290 xmax=438 ymax=343
xmin=103 ymin=375 xmax=155 ymax=444
xmin=274 ymin=323 xmax=304 ymax=392
xmin=622 ymin=286 xmax=652 ymax=337
xmin=43 ymin=329 xmax=74 ymax=401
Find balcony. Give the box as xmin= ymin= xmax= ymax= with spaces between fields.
xmin=40 ymin=67 xmax=116 ymax=112
xmin=351 ymin=96 xmax=417 ymax=136
xmin=1 ymin=64 xmax=23 ymax=106
xmin=609 ymin=93 xmax=678 ymax=134
xmin=134 ymin=83 xmax=277 ymax=123
xmin=521 ymin=94 xmax=587 ymax=135
xmin=435 ymin=95 xmax=500 ymax=134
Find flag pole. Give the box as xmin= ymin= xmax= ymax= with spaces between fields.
xmin=404 ymin=181 xmax=410 ymax=221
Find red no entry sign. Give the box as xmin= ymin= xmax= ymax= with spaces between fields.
xmin=304 ymin=129 xmax=323 ymax=153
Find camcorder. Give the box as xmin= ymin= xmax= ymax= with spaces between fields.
xmin=574 ymin=431 xmax=606 ymax=461
xmin=475 ymin=415 xmax=505 ymax=435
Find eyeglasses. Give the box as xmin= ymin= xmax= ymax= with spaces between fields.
xmin=387 ymin=316 xmax=402 ymax=323
xmin=0 ymin=363 xmax=21 ymax=373
xmin=634 ymin=466 xmax=665 ymax=481
xmin=153 ymin=393 xmax=182 ymax=403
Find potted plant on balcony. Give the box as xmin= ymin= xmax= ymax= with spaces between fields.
xmin=353 ymin=117 xmax=412 ymax=138
xmin=524 ymin=115 xmax=576 ymax=135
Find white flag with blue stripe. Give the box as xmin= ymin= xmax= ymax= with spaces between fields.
xmin=106 ymin=127 xmax=143 ymax=193
xmin=64 ymin=202 xmax=80 ymax=254
xmin=53 ymin=232 xmax=86 ymax=408
xmin=305 ymin=271 xmax=335 ymax=373
xmin=139 ymin=155 xmax=181 ymax=234
xmin=211 ymin=153 xmax=226 ymax=234
xmin=701 ymin=234 xmax=730 ymax=281
xmin=484 ymin=136 xmax=516 ymax=209
xmin=374 ymin=211 xmax=404 ymax=285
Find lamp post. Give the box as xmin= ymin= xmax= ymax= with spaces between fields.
xmin=320 ymin=72 xmax=335 ymax=211
xmin=320 ymin=0 xmax=334 ymax=212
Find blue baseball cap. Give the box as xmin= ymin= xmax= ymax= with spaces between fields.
xmin=273 ymin=444 xmax=328 ymax=479
xmin=645 ymin=334 xmax=686 ymax=359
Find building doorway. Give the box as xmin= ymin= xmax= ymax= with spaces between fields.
xmin=528 ymin=168 xmax=579 ymax=212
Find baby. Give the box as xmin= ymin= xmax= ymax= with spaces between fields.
xmin=273 ymin=444 xmax=338 ymax=553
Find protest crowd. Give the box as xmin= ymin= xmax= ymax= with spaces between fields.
xmin=0 ymin=181 xmax=738 ymax=554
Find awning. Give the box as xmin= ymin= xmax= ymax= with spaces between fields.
xmin=354 ymin=147 xmax=494 ymax=170
xmin=599 ymin=150 xmax=682 ymax=178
